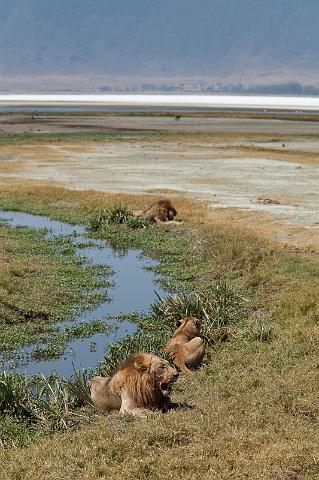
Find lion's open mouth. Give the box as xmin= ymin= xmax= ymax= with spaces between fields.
xmin=160 ymin=383 xmax=172 ymax=396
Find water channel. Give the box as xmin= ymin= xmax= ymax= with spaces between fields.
xmin=0 ymin=211 xmax=166 ymax=377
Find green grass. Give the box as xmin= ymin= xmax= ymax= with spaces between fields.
xmin=0 ymin=185 xmax=318 ymax=478
xmin=0 ymin=129 xmax=172 ymax=146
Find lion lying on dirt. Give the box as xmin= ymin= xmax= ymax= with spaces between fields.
xmin=88 ymin=352 xmax=178 ymax=417
xmin=134 ymin=199 xmax=182 ymax=225
xmin=164 ymin=316 xmax=205 ymax=375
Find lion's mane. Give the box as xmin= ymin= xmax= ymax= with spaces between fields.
xmin=143 ymin=199 xmax=177 ymax=222
xmin=113 ymin=354 xmax=166 ymax=408
xmin=89 ymin=353 xmax=178 ymax=415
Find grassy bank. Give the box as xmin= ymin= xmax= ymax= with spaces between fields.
xmin=1 ymin=122 xmax=318 ymax=147
xmin=0 ymin=182 xmax=318 ymax=479
xmin=0 ymin=196 xmax=248 ymax=449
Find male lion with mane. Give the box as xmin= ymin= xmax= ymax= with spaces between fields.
xmin=135 ymin=199 xmax=182 ymax=225
xmin=164 ymin=316 xmax=205 ymax=375
xmin=88 ymin=352 xmax=178 ymax=417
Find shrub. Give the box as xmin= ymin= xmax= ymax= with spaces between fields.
xmin=89 ymin=207 xmax=152 ymax=231
xmin=89 ymin=207 xmax=133 ymax=231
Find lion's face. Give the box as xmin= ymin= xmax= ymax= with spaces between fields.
xmin=129 ymin=353 xmax=178 ymax=399
xmin=176 ymin=316 xmax=201 ymax=336
xmin=167 ymin=207 xmax=177 ymax=221
xmin=145 ymin=199 xmax=177 ymax=222
xmin=149 ymin=356 xmax=179 ymax=397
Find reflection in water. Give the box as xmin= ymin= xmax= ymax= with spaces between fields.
xmin=0 ymin=211 xmax=166 ymax=377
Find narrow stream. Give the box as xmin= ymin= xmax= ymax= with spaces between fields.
xmin=0 ymin=211 xmax=166 ymax=377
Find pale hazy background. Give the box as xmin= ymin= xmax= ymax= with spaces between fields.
xmin=0 ymin=0 xmax=318 ymax=94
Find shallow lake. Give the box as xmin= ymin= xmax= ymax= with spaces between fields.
xmin=0 ymin=211 xmax=166 ymax=377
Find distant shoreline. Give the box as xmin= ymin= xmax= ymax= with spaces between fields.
xmin=1 ymin=94 xmax=319 ymax=112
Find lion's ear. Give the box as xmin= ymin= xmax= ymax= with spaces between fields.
xmin=176 ymin=318 xmax=183 ymax=327
xmin=194 ymin=318 xmax=201 ymax=329
xmin=133 ymin=359 xmax=150 ymax=373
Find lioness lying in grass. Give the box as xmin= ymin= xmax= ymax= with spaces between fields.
xmin=164 ymin=316 xmax=205 ymax=374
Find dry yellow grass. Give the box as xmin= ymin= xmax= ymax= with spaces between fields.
xmin=0 ymin=160 xmax=25 ymax=173
xmin=183 ymin=140 xmax=319 ymax=165
xmin=219 ymin=145 xmax=319 ymax=165
xmin=0 ymin=366 xmax=318 ymax=480
xmin=0 ymin=177 xmax=202 ymax=218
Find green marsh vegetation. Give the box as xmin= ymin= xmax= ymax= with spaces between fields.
xmin=89 ymin=206 xmax=152 ymax=231
xmin=0 ymin=183 xmax=318 ymax=478
xmin=0 ymin=221 xmax=111 ymax=356
xmin=0 ymin=129 xmax=172 ymax=147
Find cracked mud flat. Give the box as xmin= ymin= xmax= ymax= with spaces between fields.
xmin=0 ymin=114 xmax=318 ymax=238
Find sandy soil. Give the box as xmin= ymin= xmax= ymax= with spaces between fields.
xmin=0 ymin=114 xmax=318 ymax=244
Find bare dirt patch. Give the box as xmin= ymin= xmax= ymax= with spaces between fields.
xmin=0 ymin=114 xmax=318 ymax=247
xmin=1 ymin=140 xmax=318 ymax=228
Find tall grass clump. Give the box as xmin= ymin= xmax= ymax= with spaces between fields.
xmin=0 ymin=370 xmax=92 ymax=448
xmin=0 ymin=372 xmax=37 ymax=421
xmin=98 ymin=331 xmax=170 ymax=376
xmin=151 ymin=283 xmax=248 ymax=344
xmin=98 ymin=283 xmax=249 ymax=376
xmin=66 ymin=369 xmax=93 ymax=407
xmin=89 ymin=206 xmax=152 ymax=231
